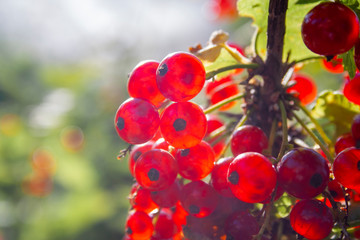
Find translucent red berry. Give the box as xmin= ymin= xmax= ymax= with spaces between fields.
xmin=115 ymin=98 xmax=160 ymax=144
xmin=125 ymin=210 xmax=154 ymax=240
xmin=150 ymin=180 xmax=181 ymax=208
xmin=153 ymin=208 xmax=180 ymax=239
xmin=156 ymin=52 xmax=205 ymax=102
xmin=301 ymin=2 xmax=359 ymax=56
xmin=321 ymin=56 xmax=343 ymax=74
xmin=227 ymin=152 xmax=277 ymax=203
xmin=277 ymin=148 xmax=329 ymax=199
xmin=134 ymin=149 xmax=178 ymax=191
xmin=205 ymin=76 xmax=239 ymax=111
xmin=210 ymin=156 xmax=235 ymax=198
xmin=290 ymin=199 xmax=333 ymax=240
xmin=129 ymin=183 xmax=158 ymax=213
xmin=175 ymin=141 xmax=215 ymax=180
xmin=224 ymin=211 xmax=259 ymax=240
xmin=180 ymin=180 xmax=219 ymax=218
xmin=205 ymin=115 xmax=226 ymax=160
xmin=333 ymin=147 xmax=360 ymax=189
xmin=344 ymin=73 xmax=360 ymax=105
xmin=352 ymin=114 xmax=360 ymax=144
xmin=328 ymin=179 xmax=346 ymax=202
xmin=230 ymin=125 xmax=268 ymax=156
xmin=334 ymin=132 xmax=355 ymax=155
xmin=127 ymin=60 xmax=166 ymax=108
xmin=128 ymin=142 xmax=154 ymax=176
xmin=286 ymin=74 xmax=317 ymax=105
xmin=160 ymin=102 xmax=207 ymax=149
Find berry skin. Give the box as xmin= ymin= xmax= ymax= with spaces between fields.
xmin=334 ymin=132 xmax=355 ymax=155
xmin=205 ymin=115 xmax=226 ymax=160
xmin=115 ymin=98 xmax=160 ymax=144
xmin=205 ymin=76 xmax=239 ymax=111
xmin=301 ymin=2 xmax=359 ymax=56
xmin=180 ymin=180 xmax=219 ymax=218
xmin=150 ymin=180 xmax=181 ymax=208
xmin=153 ymin=208 xmax=180 ymax=239
xmin=210 ymin=157 xmax=235 ymax=198
xmin=127 ymin=60 xmax=166 ymax=108
xmin=125 ymin=210 xmax=154 ymax=240
xmin=129 ymin=183 xmax=158 ymax=213
xmin=333 ymin=147 xmax=360 ymax=189
xmin=286 ymin=74 xmax=317 ymax=105
xmin=227 ymin=152 xmax=277 ymax=203
xmin=128 ymin=142 xmax=154 ymax=176
xmin=277 ymin=148 xmax=329 ymax=199
xmin=290 ymin=199 xmax=333 ymax=240
xmin=230 ymin=125 xmax=268 ymax=156
xmin=134 ymin=149 xmax=178 ymax=191
xmin=352 ymin=114 xmax=360 ymax=145
xmin=156 ymin=52 xmax=205 ymax=102
xmin=344 ymin=73 xmax=360 ymax=105
xmin=175 ymin=140 xmax=215 ymax=180
xmin=224 ymin=211 xmax=259 ymax=240
xmin=160 ymin=102 xmax=207 ymax=149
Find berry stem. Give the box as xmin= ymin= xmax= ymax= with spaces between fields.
xmin=205 ymin=64 xmax=259 ymax=79
xmin=277 ymin=100 xmax=288 ymax=161
xmin=293 ymin=112 xmax=334 ymax=162
xmin=264 ymin=119 xmax=278 ymax=156
xmin=296 ymin=101 xmax=332 ymax=146
xmin=293 ymin=56 xmax=325 ymax=65
xmin=203 ymin=93 xmax=245 ymax=114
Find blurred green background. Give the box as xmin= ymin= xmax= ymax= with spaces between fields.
xmin=0 ymin=1 xmax=345 ymax=240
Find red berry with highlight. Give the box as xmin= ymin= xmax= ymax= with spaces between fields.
xmin=125 ymin=210 xmax=154 ymax=240
xmin=333 ymin=147 xmax=360 ymax=189
xmin=231 ymin=125 xmax=268 ymax=156
xmin=286 ymin=74 xmax=317 ymax=105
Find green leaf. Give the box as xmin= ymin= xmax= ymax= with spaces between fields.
xmin=237 ymin=0 xmax=319 ymax=62
xmin=295 ymin=0 xmax=322 ymax=4
xmin=274 ymin=193 xmax=295 ymax=218
xmin=339 ymin=48 xmax=357 ymax=79
xmin=311 ymin=90 xmax=360 ymax=135
xmin=204 ymin=48 xmax=239 ymax=79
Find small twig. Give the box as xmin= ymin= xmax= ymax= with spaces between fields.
xmin=264 ymin=119 xmax=278 ymax=156
xmin=205 ymin=64 xmax=259 ymax=80
xmin=117 ymin=144 xmax=133 ymax=159
xmin=277 ymin=100 xmax=288 ymax=162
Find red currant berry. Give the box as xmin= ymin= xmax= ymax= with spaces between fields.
xmin=335 ymin=132 xmax=355 ymax=155
xmin=286 ymin=74 xmax=317 ymax=105
xmin=328 ymin=179 xmax=346 ymax=202
xmin=125 ymin=210 xmax=154 ymax=240
xmin=301 ymin=2 xmax=359 ymax=56
xmin=344 ymin=73 xmax=360 ymax=105
xmin=224 ymin=211 xmax=259 ymax=240
xmin=115 ymin=98 xmax=160 ymax=144
xmin=210 ymin=156 xmax=235 ymax=198
xmin=210 ymin=0 xmax=238 ymax=20
xmin=290 ymin=199 xmax=333 ymax=240
xmin=227 ymin=152 xmax=277 ymax=203
xmin=160 ymin=102 xmax=207 ymax=149
xmin=355 ymin=39 xmax=360 ymax=70
xmin=156 ymin=52 xmax=205 ymax=102
xmin=129 ymin=183 xmax=158 ymax=213
xmin=205 ymin=115 xmax=226 ymax=160
xmin=150 ymin=180 xmax=181 ymax=208
xmin=180 ymin=180 xmax=219 ymax=218
xmin=321 ymin=56 xmax=344 ymax=74
xmin=205 ymin=76 xmax=239 ymax=111
xmin=230 ymin=125 xmax=268 ymax=156
xmin=128 ymin=142 xmax=154 ymax=176
xmin=134 ymin=149 xmax=178 ymax=191
xmin=175 ymin=141 xmax=215 ymax=180
xmin=153 ymin=208 xmax=180 ymax=239
xmin=333 ymin=147 xmax=360 ymax=189
xmin=127 ymin=60 xmax=166 ymax=108
xmin=277 ymin=148 xmax=329 ymax=199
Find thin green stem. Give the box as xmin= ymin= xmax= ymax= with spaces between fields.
xmin=296 ymin=102 xmax=332 ymax=146
xmin=205 ymin=64 xmax=258 ymax=79
xmin=277 ymin=100 xmax=288 ymax=161
xmin=293 ymin=56 xmax=325 ymax=65
xmin=293 ymin=112 xmax=334 ymax=162
xmin=203 ymin=93 xmax=245 ymax=114
xmin=264 ymin=119 xmax=278 ymax=156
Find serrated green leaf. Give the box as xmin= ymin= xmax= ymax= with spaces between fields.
xmin=204 ymin=48 xmax=239 ymax=79
xmin=339 ymin=48 xmax=356 ymax=79
xmin=238 ymin=0 xmax=318 ymax=61
xmin=311 ymin=90 xmax=360 ymax=134
xmin=295 ymin=0 xmax=322 ymax=5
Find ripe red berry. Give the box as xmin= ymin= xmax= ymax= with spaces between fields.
xmin=210 ymin=156 xmax=235 ymax=198
xmin=230 ymin=125 xmax=268 ymax=156
xmin=321 ymin=56 xmax=344 ymax=74
xmin=153 ymin=208 xmax=180 ymax=239
xmin=277 ymin=148 xmax=329 ymax=199
xmin=210 ymin=0 xmax=238 ymax=20
xmin=286 ymin=74 xmax=317 ymax=105
xmin=156 ymin=52 xmax=205 ymax=102
xmin=328 ymin=179 xmax=346 ymax=202
xmin=205 ymin=115 xmax=226 ymax=160
xmin=150 ymin=180 xmax=181 ymax=208
xmin=290 ymin=199 xmax=333 ymax=240
xmin=134 ymin=149 xmax=178 ymax=191
xmin=352 ymin=114 xmax=360 ymax=145
xmin=334 ymin=132 xmax=355 ymax=155
xmin=129 ymin=183 xmax=158 ymax=213
xmin=128 ymin=142 xmax=154 ymax=176
xmin=333 ymin=147 xmax=360 ymax=189
xmin=125 ymin=210 xmax=154 ymax=240
xmin=127 ymin=60 xmax=166 ymax=108
xmin=175 ymin=141 xmax=215 ymax=180
xmin=160 ymin=102 xmax=207 ymax=149
xmin=301 ymin=2 xmax=359 ymax=56
xmin=180 ymin=180 xmax=219 ymax=218
xmin=115 ymin=98 xmax=160 ymax=144
xmin=205 ymin=76 xmax=239 ymax=111
xmin=224 ymin=211 xmax=259 ymax=240
xmin=344 ymin=73 xmax=360 ymax=105
xmin=227 ymin=152 xmax=277 ymax=203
